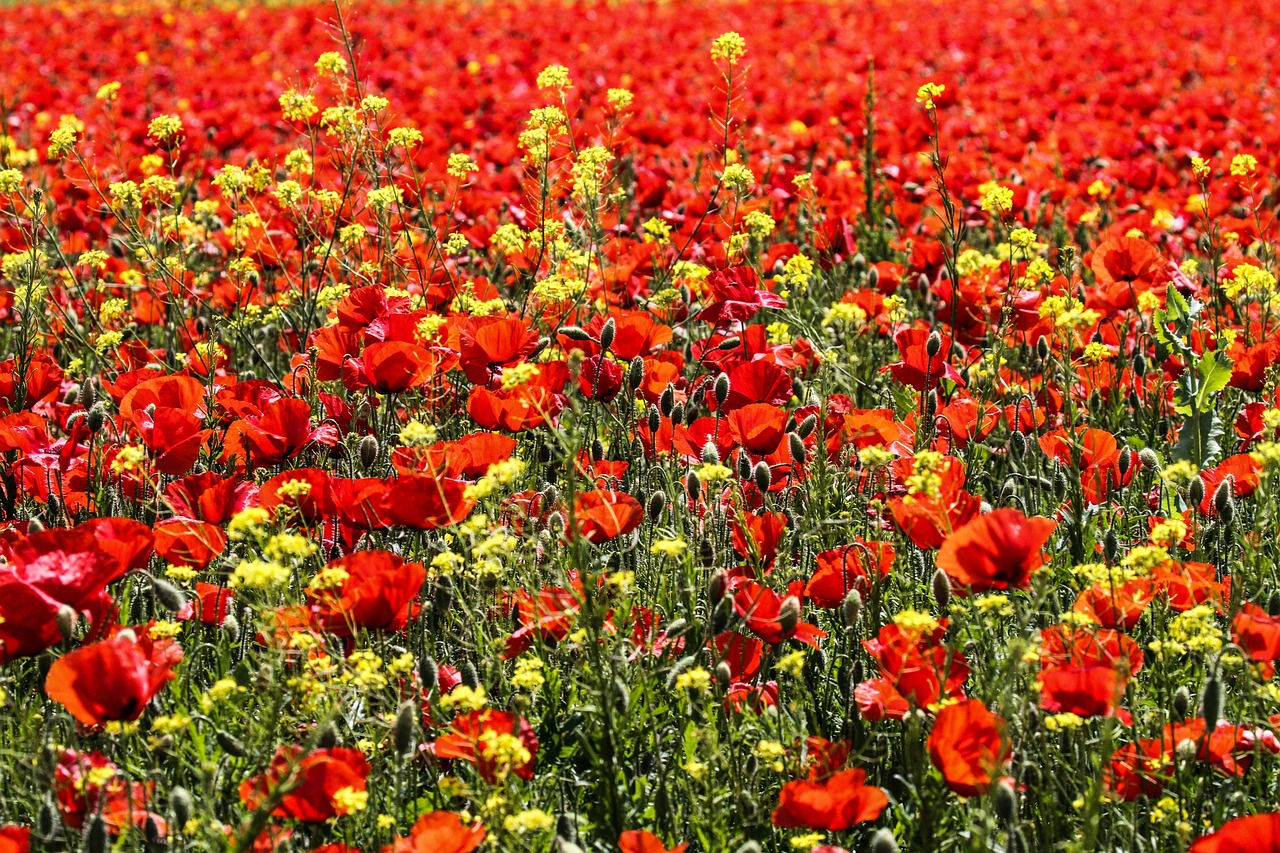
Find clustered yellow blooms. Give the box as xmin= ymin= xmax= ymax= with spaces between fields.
xmin=978 ymin=182 xmax=1014 ymax=216
xmin=1221 ymin=262 xmax=1276 ymax=300
xmin=915 ymin=81 xmax=946 ymax=109
xmin=710 ymin=31 xmax=747 ymax=64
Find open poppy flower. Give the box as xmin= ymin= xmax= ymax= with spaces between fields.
xmin=771 ymin=768 xmax=889 ymax=831
xmin=54 ymin=749 xmax=162 ymax=833
xmin=45 ymin=629 xmax=184 ymax=725
xmin=384 ymin=811 xmax=487 ymax=853
xmin=928 ymin=698 xmax=1010 ymax=797
xmin=731 ymin=580 xmax=825 ymax=647
xmin=573 ymin=489 xmax=644 ymax=544
xmin=618 ymin=830 xmax=689 ymax=853
xmin=307 ymin=550 xmax=426 ymax=634
xmin=883 ymin=328 xmax=964 ymax=391
xmin=936 ymin=508 xmax=1057 ymax=592
xmin=458 ymin=316 xmax=540 ymax=387
xmin=429 ymin=709 xmax=538 ymax=783
xmin=240 ymin=746 xmax=371 ymax=823
xmin=1189 ymin=813 xmax=1280 ymax=852
xmin=0 ymin=827 xmax=28 ymax=853
xmin=804 ymin=540 xmax=895 ymax=608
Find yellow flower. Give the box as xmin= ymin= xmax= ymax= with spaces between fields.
xmin=710 ymin=32 xmax=747 ymax=63
xmin=536 ymin=64 xmax=572 ymax=92
xmin=331 ymin=786 xmax=368 ymax=815
xmin=1230 ymin=153 xmax=1258 ymax=178
xmin=915 ymin=82 xmax=946 ymax=109
xmin=979 ymin=183 xmax=1014 ymax=216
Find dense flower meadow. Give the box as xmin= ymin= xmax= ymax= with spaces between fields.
xmin=5 ymin=0 xmax=1280 ymax=850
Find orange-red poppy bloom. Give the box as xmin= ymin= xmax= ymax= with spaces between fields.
xmin=618 ymin=830 xmax=689 ymax=853
xmin=927 ymin=698 xmax=1010 ymax=797
xmin=239 ymin=746 xmax=370 ymax=823
xmin=1189 ymin=813 xmax=1280 ymax=852
xmin=936 ymin=508 xmax=1057 ymax=592
xmin=45 ymin=629 xmax=184 ymax=725
xmin=770 ymin=768 xmax=889 ymax=831
xmin=383 ymin=811 xmax=486 ymax=853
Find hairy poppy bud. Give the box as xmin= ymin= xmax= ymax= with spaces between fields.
xmin=789 ymin=433 xmax=806 ymax=463
xmin=80 ymin=379 xmax=97 ymax=410
xmin=555 ymin=837 xmax=585 ymax=853
xmin=851 ymin=253 xmax=867 ymax=273
xmin=714 ymin=373 xmax=731 ymax=405
xmin=359 ymin=434 xmax=379 ymax=468
xmin=659 ymin=386 xmax=675 ymax=417
xmin=926 ymin=331 xmax=943 ymax=358
xmin=315 ymin=721 xmax=339 ymax=749
xmin=1117 ymin=447 xmax=1132 ymax=478
xmin=670 ymin=402 xmax=684 ymax=425
xmin=931 ymin=568 xmax=951 ymax=612
xmin=753 ymin=461 xmax=771 ymax=493
xmin=1214 ymin=477 xmax=1234 ymax=516
xmin=647 ymin=405 xmax=660 ymax=434
xmin=152 ymin=578 xmax=187 ymax=613
xmin=715 ymin=661 xmax=732 ymax=690
xmin=55 ymin=605 xmax=77 ymax=642
xmin=1138 ymin=447 xmax=1160 ymax=470
xmin=1008 ymin=430 xmax=1027 ymax=460
xmin=711 ymin=596 xmax=733 ymax=632
xmin=1269 ymin=592 xmax=1280 ymax=617
xmin=736 ymin=452 xmax=752 ymax=481
xmin=777 ymin=596 xmax=801 ymax=636
xmin=1103 ymin=529 xmax=1120 ymax=564
xmin=1201 ymin=673 xmax=1223 ymax=731
xmin=792 ymin=378 xmax=806 ymax=400
xmin=701 ymin=442 xmax=721 ymax=465
xmin=707 ymin=570 xmax=728 ymax=604
xmin=221 ymin=612 xmax=240 ymax=643
xmin=866 ymin=266 xmax=880 ymax=291
xmin=419 ymin=657 xmax=439 ymax=691
xmin=796 ymin=414 xmax=817 ymax=439
xmin=699 ymin=539 xmax=717 ymax=568
xmin=63 ymin=384 xmax=80 ymax=406
xmin=734 ymin=842 xmax=762 ymax=853
xmin=665 ymin=654 xmax=699 ymax=690
xmin=559 ymin=325 xmax=592 ymax=342
xmin=628 ymin=356 xmax=645 ymax=390
xmin=869 ymin=828 xmax=898 ymax=853
xmin=460 ymin=659 xmax=480 ymax=689
xmin=215 ymin=731 xmax=247 ymax=757
xmin=1035 ymin=336 xmax=1051 ymax=361
xmin=646 ymin=491 xmax=667 ymax=520
xmin=169 ymin=787 xmax=193 ymax=829
xmin=717 ymin=336 xmax=741 ymax=350
xmin=1133 ymin=352 xmax=1147 ymax=377
xmin=917 ymin=272 xmax=931 ymax=294
xmin=1188 ymin=476 xmax=1205 ymax=508
xmin=1172 ymin=685 xmax=1191 ymax=720
xmin=993 ymin=779 xmax=1017 ymax=823
xmin=86 ymin=403 xmax=106 ymax=434
xmin=841 ymin=589 xmax=862 ymax=629
xmin=86 ymin=815 xmax=108 ymax=853
xmin=599 ymin=317 xmax=616 ymax=351
xmin=394 ymin=700 xmax=417 ymax=756
xmin=686 ymin=470 xmax=701 ymax=503
xmin=37 ymin=796 xmax=59 ymax=840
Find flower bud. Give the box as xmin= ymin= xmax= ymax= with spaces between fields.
xmin=85 ymin=815 xmax=108 ymax=853
xmin=869 ymin=828 xmax=899 ymax=853
xmin=152 ymin=578 xmax=187 ymax=613
xmin=1172 ymin=685 xmax=1191 ymax=720
xmin=559 ymin=325 xmax=593 ymax=342
xmin=701 ymin=442 xmax=721 ymax=465
xmin=788 ymin=433 xmax=806 ymax=464
xmin=659 ymin=386 xmax=675 ymax=417
xmin=1188 ymin=476 xmax=1205 ymax=508
xmin=215 ymin=731 xmax=247 ymax=757
xmin=707 ymin=570 xmax=728 ymax=604
xmin=1200 ymin=673 xmax=1223 ymax=730
xmin=715 ymin=661 xmax=732 ymax=690
xmin=1214 ymin=477 xmax=1234 ymax=516
xmin=841 ymin=589 xmax=862 ymax=629
xmin=866 ymin=266 xmax=880 ymax=291
xmin=1009 ymin=430 xmax=1028 ymax=459
xmin=646 ymin=491 xmax=667 ymax=520
xmin=686 ymin=471 xmax=701 ymax=503
xmin=926 ymin=331 xmax=943 ymax=358
xmin=714 ymin=373 xmax=731 ymax=405
xmin=394 ymin=700 xmax=417 ymax=756
xmin=628 ymin=356 xmax=645 ymax=390
xmin=753 ymin=461 xmax=771 ymax=493
xmin=359 ymin=434 xmax=379 ymax=468
xmin=1138 ymin=447 xmax=1161 ymax=470
xmin=221 ymin=612 xmax=241 ymax=643
xmin=777 ymin=596 xmax=801 ymax=636
xmin=599 ymin=317 xmax=616 ymax=352
xmin=647 ymin=406 xmax=661 ymax=434
xmin=86 ymin=403 xmax=106 ymax=434
xmin=55 ymin=605 xmax=77 ymax=641
xmin=931 ymin=568 xmax=952 ymax=612
xmin=169 ymin=786 xmax=193 ymax=829
xmin=993 ymin=779 xmax=1017 ymax=823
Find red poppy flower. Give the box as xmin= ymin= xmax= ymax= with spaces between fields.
xmin=1233 ymin=603 xmax=1280 ymax=668
xmin=45 ymin=629 xmax=184 ymax=725
xmin=695 ymin=266 xmax=786 ymax=328
xmin=883 ymin=328 xmax=964 ymax=391
xmin=467 ymin=384 xmax=566 ymax=432
xmin=458 ymin=316 xmax=540 ymax=387
xmin=936 ymin=508 xmax=1057 ymax=592
xmin=53 ymin=749 xmax=160 ymax=833
xmin=858 ymin=620 xmax=969 ymax=720
xmin=732 ymin=580 xmax=825 ymax=647
xmin=618 ymin=830 xmax=689 ymax=853
xmin=0 ymin=827 xmax=28 ymax=853
xmin=429 ymin=709 xmax=538 ymax=783
xmin=1189 ymin=813 xmax=1280 ymax=853
xmin=382 ymin=473 xmax=476 ymax=530
xmin=928 ymin=699 xmax=1010 ymax=797
xmin=180 ymin=583 xmax=235 ymax=626
xmin=771 ymin=768 xmax=889 ymax=831
xmin=726 ymin=403 xmax=788 ymax=455
xmin=307 ymin=550 xmax=426 ymax=634
xmin=236 ymin=398 xmax=340 ymax=465
xmin=805 ymin=541 xmax=895 ymax=608
xmin=240 ymin=746 xmax=371 ymax=823
xmin=573 ymin=490 xmax=644 ymax=544
xmin=153 ymin=517 xmax=229 ymax=569
xmin=1039 ymin=664 xmax=1126 ymax=718
xmin=502 ymin=585 xmax=582 ymax=659
xmin=345 ymin=341 xmax=443 ymax=394
xmin=383 ymin=811 xmax=486 ymax=853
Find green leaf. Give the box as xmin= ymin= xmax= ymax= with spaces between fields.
xmin=1173 ymin=407 xmax=1224 ymax=467
xmin=1194 ymin=350 xmax=1234 ymax=412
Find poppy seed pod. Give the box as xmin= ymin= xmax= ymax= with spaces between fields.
xmin=599 ymin=317 xmax=616 ymax=351
xmin=753 ymin=461 xmax=771 ymax=493
xmin=869 ymin=828 xmax=899 ymax=853
xmin=359 ymin=434 xmax=379 ymax=468
xmin=559 ymin=325 xmax=593 ymax=342
xmin=714 ymin=373 xmax=731 ymax=405
xmin=628 ymin=355 xmax=644 ymax=390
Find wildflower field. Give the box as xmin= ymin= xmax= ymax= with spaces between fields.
xmin=6 ymin=0 xmax=1280 ymax=850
